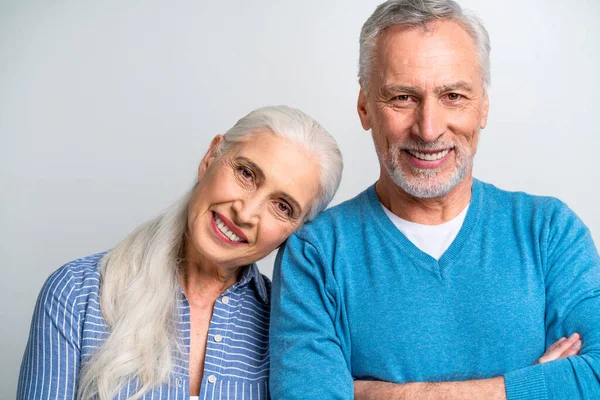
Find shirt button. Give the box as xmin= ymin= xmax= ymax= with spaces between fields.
xmin=208 ymin=375 xmax=217 ymax=384
xmin=176 ymin=377 xmax=183 ymax=387
xmin=222 ymin=296 xmax=230 ymax=305
xmin=214 ymin=334 xmax=223 ymax=342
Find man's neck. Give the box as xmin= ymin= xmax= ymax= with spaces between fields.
xmin=375 ymin=172 xmax=473 ymax=225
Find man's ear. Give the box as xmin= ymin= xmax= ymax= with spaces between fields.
xmin=357 ymin=87 xmax=372 ymax=131
xmin=480 ymin=92 xmax=490 ymax=129
xmin=197 ymin=135 xmax=224 ymax=180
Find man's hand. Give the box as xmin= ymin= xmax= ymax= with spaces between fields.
xmin=354 ymin=334 xmax=582 ymax=400
xmin=537 ymin=333 xmax=581 ymax=364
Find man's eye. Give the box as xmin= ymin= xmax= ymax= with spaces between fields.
xmin=446 ymin=93 xmax=462 ymax=101
xmin=394 ymin=95 xmax=412 ymax=102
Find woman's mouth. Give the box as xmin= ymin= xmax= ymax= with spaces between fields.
xmin=213 ymin=213 xmax=247 ymax=243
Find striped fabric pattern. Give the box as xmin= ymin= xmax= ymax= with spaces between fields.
xmin=18 ymin=253 xmax=271 ymax=400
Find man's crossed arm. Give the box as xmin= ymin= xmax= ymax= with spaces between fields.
xmin=354 ymin=333 xmax=582 ymax=400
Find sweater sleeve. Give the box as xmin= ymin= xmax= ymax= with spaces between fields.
xmin=17 ymin=265 xmax=82 ymax=400
xmin=269 ymin=232 xmax=354 ymax=400
xmin=504 ymin=203 xmax=600 ymax=399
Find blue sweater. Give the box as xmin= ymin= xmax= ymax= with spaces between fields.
xmin=270 ymin=180 xmax=600 ymax=399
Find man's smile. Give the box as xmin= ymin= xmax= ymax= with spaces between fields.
xmin=402 ymin=147 xmax=454 ymax=169
xmin=405 ymin=148 xmax=452 ymax=161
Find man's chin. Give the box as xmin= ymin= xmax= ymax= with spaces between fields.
xmin=391 ymin=171 xmax=464 ymax=199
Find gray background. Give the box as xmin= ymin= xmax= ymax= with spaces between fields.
xmin=1 ymin=0 xmax=599 ymax=397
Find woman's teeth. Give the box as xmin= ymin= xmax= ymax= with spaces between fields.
xmin=407 ymin=149 xmax=450 ymax=161
xmin=214 ymin=214 xmax=243 ymax=242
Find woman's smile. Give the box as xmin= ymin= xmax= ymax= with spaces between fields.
xmin=211 ymin=211 xmax=248 ymax=245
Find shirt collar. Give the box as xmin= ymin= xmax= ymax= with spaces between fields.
xmin=235 ymin=263 xmax=269 ymax=304
xmin=177 ymin=263 xmax=269 ymax=304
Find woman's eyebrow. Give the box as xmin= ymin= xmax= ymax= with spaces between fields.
xmin=236 ymin=157 xmax=265 ymax=181
xmin=277 ymin=192 xmax=303 ymax=216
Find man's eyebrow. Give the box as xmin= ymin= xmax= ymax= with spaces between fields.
xmin=380 ymin=82 xmax=474 ymax=97
xmin=381 ymin=85 xmax=423 ymax=97
xmin=434 ymin=81 xmax=474 ymax=95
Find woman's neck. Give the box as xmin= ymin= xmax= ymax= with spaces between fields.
xmin=180 ymin=234 xmax=241 ymax=302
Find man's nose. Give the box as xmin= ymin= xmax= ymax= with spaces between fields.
xmin=231 ymin=196 xmax=261 ymax=227
xmin=411 ymin=98 xmax=447 ymax=142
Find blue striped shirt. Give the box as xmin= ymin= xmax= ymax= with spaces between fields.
xmin=18 ymin=253 xmax=271 ymax=399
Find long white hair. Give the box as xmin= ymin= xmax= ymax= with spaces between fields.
xmin=77 ymin=105 xmax=343 ymax=399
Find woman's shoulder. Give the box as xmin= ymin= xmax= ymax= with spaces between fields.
xmin=38 ymin=252 xmax=105 ymax=305
xmin=49 ymin=252 xmax=103 ymax=282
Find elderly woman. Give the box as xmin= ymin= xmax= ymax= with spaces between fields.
xmin=17 ymin=105 xmax=343 ymax=400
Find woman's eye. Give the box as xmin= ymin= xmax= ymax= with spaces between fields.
xmin=238 ymin=166 xmax=254 ymax=180
xmin=276 ymin=202 xmax=292 ymax=216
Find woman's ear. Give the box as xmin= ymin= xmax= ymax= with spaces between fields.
xmin=197 ymin=135 xmax=224 ymax=180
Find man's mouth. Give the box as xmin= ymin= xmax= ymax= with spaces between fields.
xmin=405 ymin=148 xmax=452 ymax=161
xmin=213 ymin=213 xmax=247 ymax=243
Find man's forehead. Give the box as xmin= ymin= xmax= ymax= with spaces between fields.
xmin=371 ymin=20 xmax=482 ymax=88
xmin=377 ymin=20 xmax=477 ymax=59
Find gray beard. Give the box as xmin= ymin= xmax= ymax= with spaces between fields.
xmin=384 ymin=147 xmax=473 ymax=199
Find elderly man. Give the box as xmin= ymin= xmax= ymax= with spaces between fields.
xmin=270 ymin=0 xmax=600 ymax=399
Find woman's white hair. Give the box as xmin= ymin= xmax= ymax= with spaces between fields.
xmin=77 ymin=105 xmax=343 ymax=400
xmin=359 ymin=0 xmax=491 ymax=93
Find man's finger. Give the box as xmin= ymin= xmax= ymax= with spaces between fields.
xmin=546 ymin=336 xmax=566 ymax=352
xmin=560 ymin=340 xmax=582 ymax=358
xmin=538 ymin=334 xmax=581 ymax=364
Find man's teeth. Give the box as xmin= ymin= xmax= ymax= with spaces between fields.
xmin=407 ymin=149 xmax=450 ymax=161
xmin=214 ymin=214 xmax=243 ymax=242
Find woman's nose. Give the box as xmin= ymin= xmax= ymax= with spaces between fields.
xmin=231 ymin=197 xmax=261 ymax=226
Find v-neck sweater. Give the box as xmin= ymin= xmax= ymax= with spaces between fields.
xmin=381 ymin=200 xmax=469 ymax=261
xmin=270 ymin=179 xmax=600 ymax=400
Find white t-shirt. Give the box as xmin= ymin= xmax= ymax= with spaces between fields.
xmin=190 ymin=397 xmax=199 ymax=400
xmin=381 ymin=202 xmax=470 ymax=260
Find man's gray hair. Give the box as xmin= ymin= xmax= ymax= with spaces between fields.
xmin=359 ymin=0 xmax=491 ymax=93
